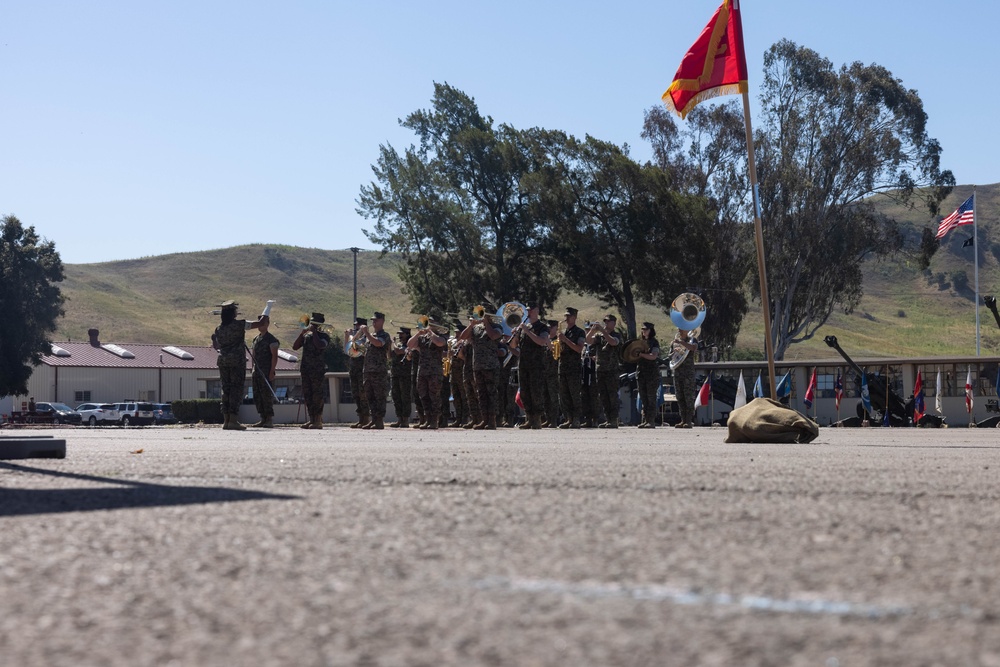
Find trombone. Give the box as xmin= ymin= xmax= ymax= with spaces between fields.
xmin=298 ymin=313 xmax=335 ymax=335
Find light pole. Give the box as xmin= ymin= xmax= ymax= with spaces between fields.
xmin=350 ymin=247 xmax=360 ymax=322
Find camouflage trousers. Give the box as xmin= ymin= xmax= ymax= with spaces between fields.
xmin=464 ymin=368 xmax=481 ymax=424
xmin=350 ymin=365 xmax=368 ymax=419
xmin=301 ymin=368 xmax=326 ymax=417
xmin=674 ymin=362 xmax=696 ymax=424
xmin=450 ymin=371 xmax=468 ymax=425
xmin=519 ymin=365 xmax=546 ymax=416
xmin=544 ymin=369 xmax=560 ymax=425
xmin=416 ymin=373 xmax=443 ymax=422
xmin=252 ymin=369 xmax=275 ymax=418
xmin=637 ymin=371 xmax=660 ymax=425
xmin=559 ymin=368 xmax=583 ymax=421
xmin=365 ymin=371 xmax=389 ymax=419
xmin=474 ymin=369 xmax=497 ymax=418
xmin=391 ymin=374 xmax=412 ymax=423
xmin=218 ymin=363 xmax=246 ymax=416
xmin=596 ymin=371 xmax=620 ymax=425
xmin=582 ymin=377 xmax=600 ymax=425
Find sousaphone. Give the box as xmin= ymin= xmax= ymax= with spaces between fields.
xmin=668 ymin=292 xmax=706 ymax=370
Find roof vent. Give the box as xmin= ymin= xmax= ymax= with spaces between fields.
xmin=162 ymin=346 xmax=195 ymax=360
xmin=278 ymin=350 xmax=298 ymax=363
xmin=50 ymin=345 xmax=71 ymax=357
xmin=88 ymin=329 xmax=100 ymax=346
xmin=101 ymin=343 xmax=135 ymax=359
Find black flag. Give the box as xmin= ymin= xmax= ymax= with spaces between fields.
xmin=963 ymin=237 xmax=975 ymax=248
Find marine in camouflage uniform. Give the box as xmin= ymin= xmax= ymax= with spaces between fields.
xmin=212 ymin=300 xmax=267 ymax=431
xmin=388 ymin=327 xmax=413 ymax=427
xmin=581 ymin=343 xmax=600 ymax=427
xmin=459 ymin=308 xmax=502 ymax=429
xmin=671 ymin=328 xmax=699 ymax=428
xmin=557 ymin=307 xmax=586 ymax=429
xmin=496 ymin=342 xmax=514 ymax=427
xmin=362 ymin=311 xmax=392 ymax=429
xmin=410 ymin=347 xmax=424 ymax=427
xmin=588 ymin=315 xmax=622 ymax=428
xmin=293 ymin=312 xmax=331 ymax=429
xmin=408 ymin=325 xmax=446 ymax=429
xmin=514 ymin=304 xmax=549 ymax=430
xmin=636 ymin=322 xmax=662 ymax=428
xmin=542 ymin=320 xmax=561 ymax=427
xmin=250 ymin=318 xmax=280 ymax=428
xmin=346 ymin=318 xmax=369 ymax=428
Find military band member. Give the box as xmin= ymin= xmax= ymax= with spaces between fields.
xmin=496 ymin=339 xmax=515 ymax=427
xmin=361 ymin=311 xmax=392 ymax=429
xmin=459 ymin=305 xmax=503 ymax=430
xmin=557 ymin=307 xmax=586 ymax=429
xmin=407 ymin=318 xmax=447 ymax=429
xmin=212 ymin=300 xmax=269 ymax=431
xmin=346 ymin=318 xmax=370 ymax=428
xmin=542 ymin=319 xmax=561 ymax=427
xmin=581 ymin=340 xmax=599 ymax=427
xmin=671 ymin=327 xmax=699 ymax=429
xmin=587 ymin=314 xmax=622 ymax=428
xmin=250 ymin=315 xmax=280 ymax=428
xmin=636 ymin=322 xmax=661 ymax=428
xmin=293 ymin=312 xmax=331 ymax=429
xmin=388 ymin=327 xmax=413 ymax=428
xmin=514 ymin=303 xmax=549 ymax=430
xmin=410 ymin=344 xmax=424 ymax=428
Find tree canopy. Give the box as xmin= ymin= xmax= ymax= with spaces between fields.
xmin=0 ymin=215 xmax=65 ymax=396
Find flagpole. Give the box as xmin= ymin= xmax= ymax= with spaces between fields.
xmin=742 ymin=91 xmax=778 ymax=399
xmin=974 ymin=186 xmax=980 ymax=356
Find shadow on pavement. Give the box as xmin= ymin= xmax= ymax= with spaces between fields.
xmin=0 ymin=462 xmax=299 ymax=516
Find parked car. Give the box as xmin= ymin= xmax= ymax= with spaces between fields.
xmin=152 ymin=403 xmax=177 ymax=425
xmin=75 ymin=402 xmax=118 ymax=426
xmin=113 ymin=401 xmax=155 ymax=426
xmin=33 ymin=402 xmax=83 ymax=425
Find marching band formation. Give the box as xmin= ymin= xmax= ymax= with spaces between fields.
xmin=212 ymin=294 xmax=706 ymax=431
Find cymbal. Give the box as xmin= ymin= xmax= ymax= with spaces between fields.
xmin=622 ymin=338 xmax=649 ymax=364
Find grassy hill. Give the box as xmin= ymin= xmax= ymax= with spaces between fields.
xmin=56 ymin=184 xmax=1000 ymax=359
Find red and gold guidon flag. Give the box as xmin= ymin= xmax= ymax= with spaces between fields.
xmin=662 ymin=0 xmax=749 ymax=119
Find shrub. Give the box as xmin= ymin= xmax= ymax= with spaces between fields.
xmin=173 ymin=399 xmax=222 ymax=424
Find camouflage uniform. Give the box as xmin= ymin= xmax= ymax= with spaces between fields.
xmin=415 ymin=333 xmax=445 ymax=426
xmin=410 ymin=348 xmax=423 ymax=425
xmin=637 ymin=336 xmax=661 ymax=426
xmin=363 ymin=329 xmax=392 ymax=422
xmin=299 ymin=330 xmax=330 ymax=420
xmin=496 ymin=345 xmax=514 ymax=426
xmin=581 ymin=345 xmax=600 ymax=426
xmin=251 ymin=330 xmax=279 ymax=420
xmin=672 ymin=335 xmax=698 ymax=425
xmin=389 ymin=339 xmax=413 ymax=426
xmin=558 ymin=324 xmax=586 ymax=426
xmin=214 ymin=319 xmax=250 ymax=417
xmin=517 ymin=320 xmax=549 ymax=425
xmin=471 ymin=322 xmax=502 ymax=421
xmin=595 ymin=329 xmax=623 ymax=427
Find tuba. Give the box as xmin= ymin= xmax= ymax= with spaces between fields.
xmin=496 ymin=301 xmax=526 ymax=336
xmin=668 ymin=293 xmax=706 ymax=370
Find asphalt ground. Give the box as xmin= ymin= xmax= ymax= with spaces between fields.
xmin=2 ymin=424 xmax=1000 ymax=667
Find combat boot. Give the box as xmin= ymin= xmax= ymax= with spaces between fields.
xmin=225 ymin=416 xmax=247 ymax=431
xmin=222 ymin=414 xmax=230 ymax=429
xmin=398 ymin=417 xmax=409 ymax=428
xmin=351 ymin=414 xmax=369 ymax=429
xmin=485 ymin=415 xmax=497 ymax=430
xmin=518 ymin=413 xmax=534 ymax=429
xmin=260 ymin=416 xmax=273 ymax=428
xmin=372 ymin=417 xmax=385 ymax=430
xmin=570 ymin=417 xmax=581 ymax=429
xmin=312 ymin=413 xmax=323 ymax=430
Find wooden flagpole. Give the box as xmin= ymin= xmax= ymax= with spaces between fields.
xmin=741 ymin=90 xmax=778 ymax=398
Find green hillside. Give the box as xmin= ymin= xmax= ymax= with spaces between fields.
xmin=56 ymin=184 xmax=1000 ymax=359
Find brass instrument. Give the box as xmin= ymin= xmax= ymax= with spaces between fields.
xmin=416 ymin=314 xmax=450 ymax=336
xmin=299 ymin=313 xmax=335 ymax=335
xmin=551 ymin=338 xmax=562 ymax=361
xmin=346 ymin=323 xmax=368 ymax=358
xmin=496 ymin=301 xmax=526 ymax=335
xmin=668 ymin=292 xmax=706 ymax=370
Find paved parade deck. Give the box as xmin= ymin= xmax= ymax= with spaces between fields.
xmin=2 ymin=425 xmax=1000 ymax=666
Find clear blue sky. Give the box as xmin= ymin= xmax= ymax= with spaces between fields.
xmin=3 ymin=1 xmax=996 ymax=264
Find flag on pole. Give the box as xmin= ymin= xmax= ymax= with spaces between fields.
xmin=962 ymin=237 xmax=975 ymax=248
xmin=734 ymin=371 xmax=747 ymax=409
xmin=803 ymin=368 xmax=817 ymax=409
xmin=776 ymin=371 xmax=792 ymax=399
xmin=694 ymin=373 xmax=713 ymax=410
xmin=753 ymin=371 xmax=764 ymax=399
xmin=662 ymin=0 xmax=748 ymax=119
xmin=861 ymin=372 xmax=873 ymax=415
xmin=936 ymin=371 xmax=943 ymax=414
xmin=936 ymin=194 xmax=975 ymax=239
xmin=966 ymin=368 xmax=974 ymax=414
xmin=913 ymin=370 xmax=925 ymax=424
xmin=834 ymin=371 xmax=843 ymax=411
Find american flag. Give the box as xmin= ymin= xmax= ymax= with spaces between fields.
xmin=834 ymin=371 xmax=843 ymax=411
xmin=936 ymin=195 xmax=975 ymax=239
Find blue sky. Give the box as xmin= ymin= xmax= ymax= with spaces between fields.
xmin=3 ymin=1 xmax=996 ymax=264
